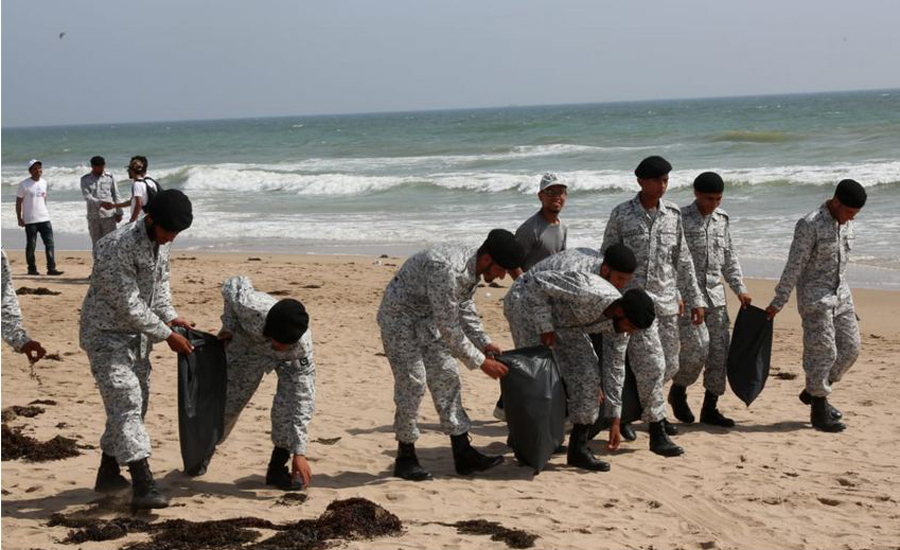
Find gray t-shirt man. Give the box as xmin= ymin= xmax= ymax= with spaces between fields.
xmin=515 ymin=173 xmax=569 ymax=271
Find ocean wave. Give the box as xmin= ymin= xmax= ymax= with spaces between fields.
xmin=711 ymin=131 xmax=799 ymax=143
xmin=5 ymin=160 xmax=898 ymax=196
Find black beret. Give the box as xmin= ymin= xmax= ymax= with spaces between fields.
xmin=834 ymin=179 xmax=866 ymax=208
xmin=148 ymin=189 xmax=193 ymax=232
xmin=602 ymin=243 xmax=637 ymax=274
xmin=481 ymin=229 xmax=526 ymax=270
xmin=693 ymin=172 xmax=724 ymax=193
xmin=620 ymin=288 xmax=656 ymax=329
xmin=90 ymin=156 xmax=105 ymax=166
xmin=263 ymin=298 xmax=309 ymax=345
xmin=634 ymin=156 xmax=672 ymax=179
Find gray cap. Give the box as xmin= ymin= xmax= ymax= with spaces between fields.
xmin=539 ymin=172 xmax=567 ymax=192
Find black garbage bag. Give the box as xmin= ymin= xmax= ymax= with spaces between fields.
xmin=588 ymin=334 xmax=642 ymax=439
xmin=497 ymin=346 xmax=565 ymax=473
xmin=175 ymin=327 xmax=227 ymax=474
xmin=727 ymin=305 xmax=774 ymax=406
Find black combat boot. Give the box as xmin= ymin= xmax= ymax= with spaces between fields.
xmin=567 ymin=424 xmax=610 ymax=471
xmin=394 ymin=442 xmax=433 ymax=481
xmin=451 ymin=433 xmax=503 ymax=475
xmin=799 ymin=389 xmax=842 ymax=419
xmin=619 ymin=422 xmax=637 ymax=441
xmin=587 ymin=416 xmax=610 ymax=441
xmin=265 ymin=446 xmax=304 ymax=491
xmin=668 ymin=384 xmax=695 ymax=424
xmin=128 ymin=459 xmax=169 ymax=510
xmin=648 ymin=421 xmax=684 ymax=457
xmin=94 ymin=453 xmax=130 ymax=493
xmin=699 ymin=392 xmax=735 ymax=428
xmin=662 ymin=418 xmax=679 ymax=436
xmin=811 ymin=396 xmax=846 ymax=432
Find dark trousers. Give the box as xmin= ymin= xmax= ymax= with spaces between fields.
xmin=24 ymin=221 xmax=56 ymax=272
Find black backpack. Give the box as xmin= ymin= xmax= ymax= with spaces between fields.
xmin=140 ymin=177 xmax=162 ymax=213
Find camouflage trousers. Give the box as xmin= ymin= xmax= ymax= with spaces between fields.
xmin=504 ymin=292 xmax=602 ymax=424
xmin=675 ymin=306 xmax=730 ymax=396
xmin=86 ymin=334 xmax=152 ymax=465
xmin=87 ymin=217 xmax=118 ymax=246
xmin=626 ymin=314 xmax=680 ymax=422
xmin=801 ymin=305 xmax=860 ymax=397
xmin=222 ymin=344 xmax=316 ymax=455
xmin=379 ymin=312 xmax=471 ymax=444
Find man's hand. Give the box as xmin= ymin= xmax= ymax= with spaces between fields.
xmin=607 ymin=417 xmax=622 ymax=451
xmin=691 ymin=307 xmax=705 ymax=325
xmin=678 ymin=299 xmax=685 ymax=316
xmin=483 ymin=343 xmax=502 ymax=357
xmin=291 ymin=454 xmax=311 ymax=488
xmin=738 ymin=293 xmax=752 ymax=309
xmin=100 ymin=201 xmax=116 ymax=210
xmin=480 ymin=357 xmax=508 ymax=380
xmin=167 ymin=317 xmax=195 ymax=330
xmin=765 ymin=305 xmax=780 ymax=320
xmin=540 ymin=331 xmax=557 ymax=348
xmin=18 ymin=218 xmax=25 ymax=228
xmin=166 ymin=331 xmax=193 ymax=355
xmin=510 ymin=267 xmax=524 ymax=280
xmin=21 ymin=340 xmax=47 ymax=363
xmin=216 ymin=329 xmax=233 ymax=348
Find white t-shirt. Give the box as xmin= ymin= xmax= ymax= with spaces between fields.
xmin=130 ymin=178 xmax=158 ymax=212
xmin=16 ymin=178 xmax=51 ymax=224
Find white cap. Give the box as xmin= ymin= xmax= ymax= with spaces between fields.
xmin=539 ymin=172 xmax=566 ymax=192
xmin=27 ymin=159 xmax=42 ymax=169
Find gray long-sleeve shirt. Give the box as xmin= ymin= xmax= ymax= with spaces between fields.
xmin=378 ymin=244 xmax=491 ymax=370
xmin=770 ymin=204 xmax=855 ymax=313
xmin=2 ymin=250 xmax=31 ymax=352
xmin=601 ymin=194 xmax=704 ymax=316
xmin=79 ymin=219 xmax=177 ymax=350
xmin=681 ymin=202 xmax=748 ymax=308
xmin=81 ymin=172 xmax=123 ymax=220
xmin=221 ymin=276 xmax=316 ymax=455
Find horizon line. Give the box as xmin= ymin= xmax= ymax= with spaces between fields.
xmin=2 ymin=86 xmax=897 ymax=131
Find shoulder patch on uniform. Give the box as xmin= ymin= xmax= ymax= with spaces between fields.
xmin=662 ymin=200 xmax=681 ymax=213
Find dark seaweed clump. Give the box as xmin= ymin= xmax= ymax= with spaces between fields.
xmin=452 ymin=519 xmax=539 ymax=549
xmin=1 ymin=424 xmax=81 ymax=462
xmin=48 ymin=497 xmax=403 ymax=550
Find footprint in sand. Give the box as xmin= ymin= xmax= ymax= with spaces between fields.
xmin=818 ymin=497 xmax=842 ymax=506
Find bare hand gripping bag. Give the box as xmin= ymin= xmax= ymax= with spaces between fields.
xmin=497 ymin=346 xmax=566 ymax=473
xmin=727 ymin=305 xmax=774 ymax=406
xmin=175 ymin=327 xmax=227 ymax=474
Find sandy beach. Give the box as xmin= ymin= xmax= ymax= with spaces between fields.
xmin=2 ymin=249 xmax=899 ymax=550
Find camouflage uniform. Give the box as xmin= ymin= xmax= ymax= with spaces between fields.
xmin=2 ymin=250 xmax=32 ymax=352
xmin=79 ymin=220 xmax=177 ymax=465
xmin=220 ymin=276 xmax=316 ymax=455
xmin=601 ymin=194 xmax=704 ymax=422
xmin=81 ymin=172 xmax=122 ymax=245
xmin=770 ymin=204 xmax=860 ymax=398
xmin=504 ymin=270 xmax=626 ymax=423
xmin=377 ymin=245 xmax=492 ymax=444
xmin=676 ymin=202 xmax=748 ymax=396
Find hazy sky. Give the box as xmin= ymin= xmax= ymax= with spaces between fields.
xmin=2 ymin=0 xmax=898 ymax=127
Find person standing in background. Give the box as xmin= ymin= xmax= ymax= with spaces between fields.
xmin=16 ymin=159 xmax=63 ymax=276
xmin=128 ymin=156 xmax=160 ymax=222
xmin=515 ymin=173 xmax=569 ymax=273
xmin=81 ymin=156 xmax=126 ymax=247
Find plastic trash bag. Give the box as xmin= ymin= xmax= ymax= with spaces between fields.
xmin=175 ymin=327 xmax=227 ymax=474
xmin=497 ymin=346 xmax=566 ymax=473
xmin=727 ymin=305 xmax=774 ymax=406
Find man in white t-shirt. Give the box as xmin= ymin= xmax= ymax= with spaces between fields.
xmin=16 ymin=160 xmax=63 ymax=276
xmin=128 ymin=156 xmax=160 ymax=222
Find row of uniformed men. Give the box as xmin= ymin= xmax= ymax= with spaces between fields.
xmin=1 ymin=157 xmax=865 ymax=506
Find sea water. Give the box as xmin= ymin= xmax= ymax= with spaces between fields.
xmin=2 ymin=89 xmax=898 ymax=288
